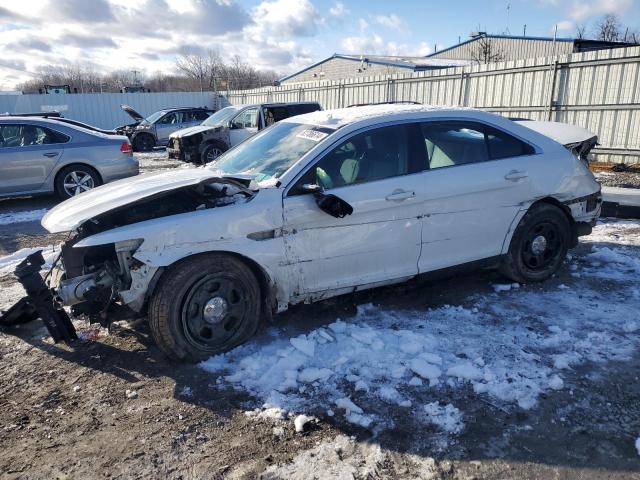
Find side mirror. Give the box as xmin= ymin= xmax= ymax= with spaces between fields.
xmin=315 ymin=194 xmax=353 ymax=218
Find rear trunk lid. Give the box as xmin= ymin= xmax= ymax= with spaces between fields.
xmin=515 ymin=120 xmax=598 ymax=161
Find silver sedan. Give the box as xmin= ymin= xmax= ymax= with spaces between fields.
xmin=0 ymin=117 xmax=139 ymax=199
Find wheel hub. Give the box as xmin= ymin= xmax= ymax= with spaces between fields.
xmin=63 ymin=171 xmax=94 ymax=196
xmin=203 ymin=296 xmax=228 ymax=324
xmin=530 ymin=235 xmax=548 ymax=255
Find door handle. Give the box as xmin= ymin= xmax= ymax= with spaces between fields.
xmin=385 ymin=189 xmax=415 ymax=202
xmin=504 ymin=170 xmax=528 ymax=181
xmin=43 ymin=152 xmax=59 ymax=158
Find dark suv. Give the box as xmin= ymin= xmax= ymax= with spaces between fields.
xmin=116 ymin=105 xmax=215 ymax=151
xmin=167 ymin=101 xmax=321 ymax=164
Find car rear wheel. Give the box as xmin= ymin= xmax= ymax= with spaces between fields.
xmin=500 ymin=203 xmax=571 ymax=283
xmin=201 ymin=142 xmax=227 ymax=165
xmin=54 ymin=165 xmax=102 ymax=199
xmin=148 ymin=253 xmax=261 ymax=362
xmin=133 ymin=133 xmax=156 ymax=152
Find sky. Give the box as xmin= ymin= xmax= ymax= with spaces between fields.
xmin=0 ymin=0 xmax=638 ymax=89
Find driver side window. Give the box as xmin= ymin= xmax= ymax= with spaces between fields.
xmin=233 ymin=108 xmax=259 ymax=129
xmin=294 ymin=124 xmax=411 ymax=191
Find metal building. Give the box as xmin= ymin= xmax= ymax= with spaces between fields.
xmin=279 ymin=54 xmax=470 ymax=84
xmin=428 ymin=33 xmax=637 ymax=62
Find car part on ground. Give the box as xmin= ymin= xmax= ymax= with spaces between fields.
xmin=0 ymin=116 xmax=138 ymax=199
xmin=116 ymin=105 xmax=215 ymax=152
xmin=9 ymin=104 xmax=602 ymax=361
xmin=167 ymin=102 xmax=322 ymax=165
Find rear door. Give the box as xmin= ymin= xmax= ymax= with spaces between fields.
xmin=229 ymin=107 xmax=259 ymax=147
xmin=417 ymin=120 xmax=538 ymax=271
xmin=282 ymin=123 xmax=427 ymax=296
xmin=0 ymin=123 xmax=67 ymax=194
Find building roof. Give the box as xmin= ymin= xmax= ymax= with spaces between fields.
xmin=278 ymin=54 xmax=470 ymax=83
xmin=427 ymin=33 xmax=637 ymax=58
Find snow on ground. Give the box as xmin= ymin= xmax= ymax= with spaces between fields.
xmin=135 ymin=150 xmax=185 ymax=173
xmin=0 ymin=208 xmax=48 ymax=226
xmin=200 ymin=219 xmax=640 ymax=437
xmin=0 ymin=245 xmax=60 ymax=310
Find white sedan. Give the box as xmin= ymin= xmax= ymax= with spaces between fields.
xmin=37 ymin=104 xmax=601 ymax=361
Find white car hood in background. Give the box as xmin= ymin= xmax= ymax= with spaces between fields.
xmin=170 ymin=125 xmax=216 ymax=138
xmin=514 ymin=120 xmax=597 ymax=146
xmin=42 ymin=168 xmax=220 ymax=233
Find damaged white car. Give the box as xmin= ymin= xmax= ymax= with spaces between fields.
xmin=11 ymin=105 xmax=602 ymax=361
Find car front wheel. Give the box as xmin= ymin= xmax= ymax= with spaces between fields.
xmin=148 ymin=253 xmax=261 ymax=362
xmin=500 ymin=203 xmax=571 ymax=283
xmin=133 ymin=133 xmax=156 ymax=152
xmin=201 ymin=142 xmax=227 ymax=165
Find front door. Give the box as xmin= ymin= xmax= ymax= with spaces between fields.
xmin=229 ymin=107 xmax=259 ymax=147
xmin=282 ymin=123 xmax=427 ymax=297
xmin=416 ymin=120 xmax=537 ymax=271
xmin=155 ymin=111 xmax=184 ymax=144
xmin=0 ymin=123 xmax=65 ymax=194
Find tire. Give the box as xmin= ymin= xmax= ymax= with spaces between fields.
xmin=148 ymin=253 xmax=261 ymax=362
xmin=54 ymin=165 xmax=102 ymax=199
xmin=200 ymin=142 xmax=227 ymax=165
xmin=133 ymin=133 xmax=156 ymax=152
xmin=500 ymin=203 xmax=571 ymax=284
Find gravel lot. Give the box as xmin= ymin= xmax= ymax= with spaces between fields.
xmin=1 ymin=151 xmax=639 ymax=479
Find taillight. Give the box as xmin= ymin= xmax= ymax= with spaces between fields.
xmin=120 ymin=142 xmax=133 ymax=155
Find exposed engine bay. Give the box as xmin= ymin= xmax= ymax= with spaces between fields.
xmin=1 ymin=179 xmax=255 ymax=339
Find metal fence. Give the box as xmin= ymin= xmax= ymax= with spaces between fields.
xmin=225 ymin=46 xmax=640 ymax=164
xmin=0 ymin=91 xmax=222 ymax=129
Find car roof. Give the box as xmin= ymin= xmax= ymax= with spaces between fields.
xmin=283 ymin=104 xmax=474 ymax=128
xmin=229 ymin=101 xmax=321 ymax=109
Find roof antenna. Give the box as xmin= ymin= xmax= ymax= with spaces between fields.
xmin=504 ymin=2 xmax=511 ymax=34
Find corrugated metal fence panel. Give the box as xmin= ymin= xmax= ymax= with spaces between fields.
xmin=224 ymin=46 xmax=640 ymax=163
xmin=0 ymin=91 xmax=218 ymax=129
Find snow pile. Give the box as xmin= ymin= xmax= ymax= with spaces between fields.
xmin=0 ymin=208 xmax=48 ymax=226
xmin=0 ymin=245 xmax=59 ymax=277
xmin=422 ymin=402 xmax=464 ymax=434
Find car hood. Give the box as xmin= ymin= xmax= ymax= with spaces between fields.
xmin=514 ymin=120 xmax=597 ymax=146
xmin=170 ymin=125 xmax=216 ymax=138
xmin=121 ymin=104 xmax=145 ymax=122
xmin=42 ymin=168 xmax=222 ymax=233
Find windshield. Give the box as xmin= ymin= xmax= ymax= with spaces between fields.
xmin=144 ymin=110 xmax=166 ymax=124
xmin=202 ymin=106 xmax=240 ymax=126
xmin=210 ymin=121 xmax=334 ymax=183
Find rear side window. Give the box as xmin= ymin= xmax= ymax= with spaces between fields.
xmin=486 ymin=127 xmax=535 ymax=159
xmin=0 ymin=124 xmax=69 ymax=148
xmin=192 ymin=110 xmax=211 ymax=121
xmin=420 ymin=121 xmax=534 ymax=169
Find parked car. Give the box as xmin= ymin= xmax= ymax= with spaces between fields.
xmin=167 ymin=102 xmax=322 ymax=164
xmin=116 ymin=105 xmax=215 ymax=152
xmin=32 ymin=104 xmax=600 ymax=361
xmin=0 ymin=117 xmax=138 ymax=199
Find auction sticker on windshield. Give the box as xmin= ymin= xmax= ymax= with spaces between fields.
xmin=296 ymin=129 xmax=329 ymax=142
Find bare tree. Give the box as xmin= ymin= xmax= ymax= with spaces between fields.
xmin=594 ymin=14 xmax=622 ymax=42
xmin=575 ymin=24 xmax=588 ymax=40
xmin=471 ymin=35 xmax=505 ymax=64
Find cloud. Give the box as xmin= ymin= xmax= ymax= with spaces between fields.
xmin=554 ymin=20 xmax=575 ymax=32
xmin=329 ymin=2 xmax=348 ymax=17
xmin=0 ymin=5 xmax=22 ymax=20
xmin=373 ymin=13 xmax=403 ymax=31
xmin=60 ymin=34 xmax=117 ymax=48
xmin=52 ymin=0 xmax=116 ymax=24
xmin=251 ymin=0 xmax=320 ymax=38
xmin=568 ymin=0 xmax=632 ymax=20
xmin=7 ymin=38 xmax=51 ymax=52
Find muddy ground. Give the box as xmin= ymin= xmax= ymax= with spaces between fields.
xmin=1 ymin=151 xmax=639 ymax=479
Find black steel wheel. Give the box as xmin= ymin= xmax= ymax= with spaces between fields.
xmin=133 ymin=133 xmax=156 ymax=152
xmin=148 ymin=253 xmax=261 ymax=362
xmin=500 ymin=203 xmax=571 ymax=283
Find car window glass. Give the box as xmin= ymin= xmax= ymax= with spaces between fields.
xmin=233 ymin=108 xmax=259 ymax=129
xmin=263 ymin=107 xmax=289 ymax=127
xmin=193 ymin=110 xmax=210 ymax=121
xmin=421 ymin=122 xmax=489 ymax=169
xmin=159 ymin=112 xmax=179 ymax=124
xmin=486 ymin=127 xmax=535 ymax=159
xmin=289 ymin=104 xmax=321 ymax=116
xmin=0 ymin=124 xmax=68 ymax=147
xmin=294 ymin=124 xmax=410 ymax=191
